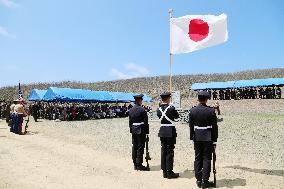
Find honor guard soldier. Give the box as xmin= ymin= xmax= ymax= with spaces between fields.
xmin=189 ymin=91 xmax=218 ymax=188
xmin=157 ymin=92 xmax=180 ymax=179
xmin=129 ymin=94 xmax=149 ymax=171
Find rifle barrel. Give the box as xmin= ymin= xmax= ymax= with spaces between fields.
xmin=145 ymin=135 xmax=151 ymax=170
xmin=213 ymin=147 xmax=217 ymax=188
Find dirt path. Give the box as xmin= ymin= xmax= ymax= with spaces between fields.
xmin=0 ymin=122 xmax=200 ymax=189
xmin=0 ymin=102 xmax=283 ymax=189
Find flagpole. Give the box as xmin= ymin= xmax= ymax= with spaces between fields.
xmin=169 ymin=9 xmax=173 ymax=93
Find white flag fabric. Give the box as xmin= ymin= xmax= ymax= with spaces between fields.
xmin=171 ymin=14 xmax=228 ymax=54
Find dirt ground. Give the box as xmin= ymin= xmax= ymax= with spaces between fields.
xmin=0 ymin=99 xmax=283 ymax=189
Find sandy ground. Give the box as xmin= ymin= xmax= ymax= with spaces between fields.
xmin=0 ymin=99 xmax=284 ymax=189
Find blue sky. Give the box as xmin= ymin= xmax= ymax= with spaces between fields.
xmin=0 ymin=0 xmax=283 ymax=87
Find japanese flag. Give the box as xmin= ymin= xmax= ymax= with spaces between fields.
xmin=171 ymin=14 xmax=228 ymax=54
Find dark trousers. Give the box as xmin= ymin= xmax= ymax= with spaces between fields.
xmin=18 ymin=115 xmax=23 ymax=134
xmin=13 ymin=115 xmax=23 ymax=134
xmin=132 ymin=134 xmax=146 ymax=165
xmin=11 ymin=113 xmax=19 ymax=133
xmin=160 ymin=137 xmax=176 ymax=171
xmin=194 ymin=141 xmax=213 ymax=181
xmin=33 ymin=114 xmax=38 ymax=122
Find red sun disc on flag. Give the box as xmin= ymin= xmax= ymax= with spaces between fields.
xmin=188 ymin=19 xmax=209 ymax=42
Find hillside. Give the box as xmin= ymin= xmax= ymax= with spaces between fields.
xmin=0 ymin=68 xmax=283 ymax=101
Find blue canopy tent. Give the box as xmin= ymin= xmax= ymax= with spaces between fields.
xmin=191 ymin=81 xmax=235 ymax=90
xmin=233 ymin=78 xmax=284 ymax=88
xmin=252 ymin=78 xmax=283 ymax=87
xmin=234 ymin=79 xmax=262 ymax=88
xmin=108 ymin=92 xmax=152 ymax=103
xmin=42 ymin=87 xmax=112 ymax=102
xmin=191 ymin=78 xmax=284 ymax=91
xmin=88 ymin=91 xmax=115 ymax=102
xmin=141 ymin=94 xmax=153 ymax=103
xmin=28 ymin=89 xmax=47 ymax=101
xmin=109 ymin=92 xmax=135 ymax=103
xmin=42 ymin=87 xmax=153 ymax=103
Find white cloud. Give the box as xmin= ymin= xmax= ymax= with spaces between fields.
xmin=110 ymin=68 xmax=132 ymax=80
xmin=110 ymin=63 xmax=150 ymax=80
xmin=0 ymin=26 xmax=16 ymax=38
xmin=0 ymin=0 xmax=19 ymax=8
xmin=125 ymin=63 xmax=150 ymax=76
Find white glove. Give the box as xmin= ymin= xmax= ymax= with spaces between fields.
xmin=213 ymin=142 xmax=217 ymax=150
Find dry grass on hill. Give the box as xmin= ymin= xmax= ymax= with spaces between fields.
xmin=0 ymin=68 xmax=283 ymax=101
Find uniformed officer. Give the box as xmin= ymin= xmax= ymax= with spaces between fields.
xmin=128 ymin=94 xmax=149 ymax=171
xmin=157 ymin=92 xmax=180 ymax=179
xmin=189 ymin=91 xmax=218 ymax=189
xmin=32 ymin=102 xmax=39 ymax=122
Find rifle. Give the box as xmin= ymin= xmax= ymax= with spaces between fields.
xmin=24 ymin=116 xmax=30 ymax=135
xmin=145 ymin=135 xmax=151 ymax=171
xmin=213 ymin=145 xmax=217 ymax=188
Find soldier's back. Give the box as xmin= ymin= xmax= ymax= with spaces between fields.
xmin=129 ymin=105 xmax=145 ymax=119
xmin=190 ymin=104 xmax=214 ymax=126
xmin=157 ymin=104 xmax=179 ymax=138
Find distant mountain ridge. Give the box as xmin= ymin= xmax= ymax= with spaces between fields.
xmin=0 ymin=68 xmax=283 ymax=101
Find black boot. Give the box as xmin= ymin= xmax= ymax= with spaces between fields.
xmin=163 ymin=170 xmax=167 ymax=178
xmin=196 ymin=180 xmax=202 ymax=188
xmin=136 ymin=164 xmax=148 ymax=171
xmin=134 ymin=164 xmax=138 ymax=171
xmin=167 ymin=171 xmax=179 ymax=179
xmin=202 ymin=180 xmax=214 ymax=189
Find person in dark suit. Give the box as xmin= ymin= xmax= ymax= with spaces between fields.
xmin=129 ymin=94 xmax=149 ymax=171
xmin=219 ymin=90 xmax=225 ymax=100
xmin=189 ymin=91 xmax=218 ymax=188
xmin=157 ymin=92 xmax=180 ymax=179
xmin=212 ymin=90 xmax=218 ymax=100
xmin=276 ymin=86 xmax=282 ymax=99
xmin=32 ymin=102 xmax=39 ymax=122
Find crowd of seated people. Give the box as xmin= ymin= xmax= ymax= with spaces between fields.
xmin=30 ymin=102 xmax=152 ymax=122
xmin=0 ymin=101 xmax=10 ymax=121
xmin=205 ymin=86 xmax=282 ymax=100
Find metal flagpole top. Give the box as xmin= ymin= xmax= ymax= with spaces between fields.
xmin=168 ymin=9 xmax=173 ymax=18
xmin=169 ymin=9 xmax=173 ymax=93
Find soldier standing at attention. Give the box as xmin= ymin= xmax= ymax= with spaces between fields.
xmin=157 ymin=92 xmax=180 ymax=179
xmin=189 ymin=91 xmax=218 ymax=189
xmin=128 ymin=94 xmax=149 ymax=171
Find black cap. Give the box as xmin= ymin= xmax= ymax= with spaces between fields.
xmin=160 ymin=92 xmax=171 ymax=98
xmin=197 ymin=91 xmax=210 ymax=99
xmin=133 ymin=94 xmax=144 ymax=99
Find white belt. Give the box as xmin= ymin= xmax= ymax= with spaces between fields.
xmin=133 ymin=122 xmax=144 ymax=126
xmin=194 ymin=126 xmax=212 ymax=130
xmin=161 ymin=124 xmax=175 ymax=127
